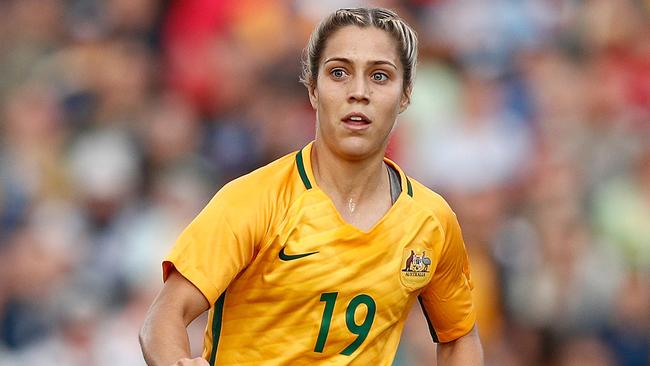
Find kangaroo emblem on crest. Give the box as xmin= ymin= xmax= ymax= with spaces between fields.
xmin=402 ymin=250 xmax=415 ymax=271
xmin=402 ymin=250 xmax=431 ymax=273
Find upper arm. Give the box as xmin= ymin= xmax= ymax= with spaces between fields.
xmin=139 ymin=268 xmax=210 ymax=365
xmin=437 ymin=324 xmax=483 ymax=365
xmin=153 ymin=268 xmax=211 ymax=325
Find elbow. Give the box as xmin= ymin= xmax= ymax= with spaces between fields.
xmin=138 ymin=325 xmax=145 ymax=349
xmin=139 ymin=318 xmax=151 ymax=354
xmin=139 ymin=321 xmax=154 ymax=366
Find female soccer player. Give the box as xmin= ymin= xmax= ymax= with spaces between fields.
xmin=140 ymin=7 xmax=483 ymax=366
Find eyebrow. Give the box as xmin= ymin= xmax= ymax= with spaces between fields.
xmin=324 ymin=57 xmax=398 ymax=70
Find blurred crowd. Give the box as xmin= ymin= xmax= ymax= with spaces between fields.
xmin=0 ymin=0 xmax=648 ymax=365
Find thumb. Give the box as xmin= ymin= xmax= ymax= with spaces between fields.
xmin=193 ymin=357 xmax=210 ymax=366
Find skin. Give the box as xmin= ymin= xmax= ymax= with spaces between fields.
xmin=140 ymin=24 xmax=483 ymax=366
xmin=139 ymin=270 xmax=210 ymax=366
xmin=438 ymin=325 xmax=484 ymax=365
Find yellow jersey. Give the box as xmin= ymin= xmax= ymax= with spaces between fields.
xmin=163 ymin=141 xmax=476 ymax=365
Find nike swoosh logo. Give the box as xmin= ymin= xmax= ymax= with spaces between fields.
xmin=279 ymin=247 xmax=319 ymax=261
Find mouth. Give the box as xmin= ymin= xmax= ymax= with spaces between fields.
xmin=341 ymin=112 xmax=371 ymax=130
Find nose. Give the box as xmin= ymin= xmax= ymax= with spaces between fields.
xmin=348 ymin=75 xmax=370 ymax=104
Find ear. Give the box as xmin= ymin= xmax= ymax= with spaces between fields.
xmin=398 ymin=85 xmax=412 ymax=114
xmin=307 ymin=82 xmax=318 ymax=110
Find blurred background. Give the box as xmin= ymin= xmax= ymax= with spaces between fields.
xmin=0 ymin=0 xmax=648 ymax=365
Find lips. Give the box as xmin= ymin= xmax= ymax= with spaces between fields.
xmin=341 ymin=112 xmax=371 ymax=130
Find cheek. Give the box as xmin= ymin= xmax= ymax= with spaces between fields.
xmin=377 ymin=88 xmax=403 ymax=114
xmin=314 ymin=91 xmax=336 ymax=127
xmin=316 ymin=86 xmax=338 ymax=113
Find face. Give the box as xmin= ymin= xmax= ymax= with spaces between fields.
xmin=308 ymin=25 xmax=410 ymax=161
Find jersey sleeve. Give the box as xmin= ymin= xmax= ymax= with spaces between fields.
xmin=419 ymin=206 xmax=476 ymax=343
xmin=162 ymin=179 xmax=269 ymax=305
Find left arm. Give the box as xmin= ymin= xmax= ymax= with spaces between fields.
xmin=419 ymin=194 xmax=483 ymax=364
xmin=437 ymin=325 xmax=483 ymax=366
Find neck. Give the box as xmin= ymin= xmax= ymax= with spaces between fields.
xmin=311 ymin=139 xmax=388 ymax=204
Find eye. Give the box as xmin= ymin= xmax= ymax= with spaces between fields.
xmin=331 ymin=68 xmax=347 ymax=79
xmin=372 ymin=72 xmax=388 ymax=82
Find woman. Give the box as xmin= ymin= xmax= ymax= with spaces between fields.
xmin=140 ymin=7 xmax=483 ymax=366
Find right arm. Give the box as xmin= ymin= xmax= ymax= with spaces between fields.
xmin=139 ymin=269 xmax=211 ymax=366
xmin=141 ymin=176 xmax=270 ymax=365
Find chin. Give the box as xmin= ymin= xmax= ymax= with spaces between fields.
xmin=336 ymin=136 xmax=380 ymax=161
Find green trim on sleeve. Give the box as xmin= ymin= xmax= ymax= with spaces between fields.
xmin=417 ymin=295 xmax=439 ymax=343
xmin=209 ymin=291 xmax=226 ymax=365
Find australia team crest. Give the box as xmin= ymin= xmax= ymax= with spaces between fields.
xmin=400 ymin=249 xmax=433 ymax=288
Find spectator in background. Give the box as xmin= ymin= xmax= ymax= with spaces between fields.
xmin=593 ymin=147 xmax=650 ymax=270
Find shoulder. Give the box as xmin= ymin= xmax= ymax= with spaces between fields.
xmin=406 ymin=177 xmax=468 ymax=260
xmin=213 ymin=149 xmax=306 ymax=212
xmin=407 ymin=177 xmax=457 ymax=224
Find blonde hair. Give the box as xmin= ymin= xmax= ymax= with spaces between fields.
xmin=300 ymin=7 xmax=418 ymax=95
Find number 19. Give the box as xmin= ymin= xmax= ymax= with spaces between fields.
xmin=314 ymin=292 xmax=376 ymax=355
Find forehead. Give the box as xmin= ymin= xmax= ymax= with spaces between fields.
xmin=321 ymin=25 xmax=400 ymax=67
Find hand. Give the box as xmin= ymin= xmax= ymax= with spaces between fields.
xmin=171 ymin=357 xmax=210 ymax=366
